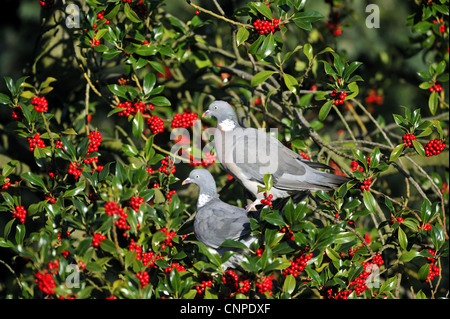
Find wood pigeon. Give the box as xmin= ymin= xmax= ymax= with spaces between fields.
xmin=202 ymin=100 xmax=350 ymax=211
xmin=182 ymin=168 xmax=257 ymax=269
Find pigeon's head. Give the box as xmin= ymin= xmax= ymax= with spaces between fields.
xmin=182 ymin=169 xmax=217 ymax=197
xmin=202 ymin=100 xmax=238 ymax=131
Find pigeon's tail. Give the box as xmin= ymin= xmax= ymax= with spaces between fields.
xmin=312 ymin=171 xmax=351 ymax=189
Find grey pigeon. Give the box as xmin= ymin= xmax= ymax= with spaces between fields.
xmin=182 ymin=168 xmax=257 ymax=269
xmin=202 ymin=100 xmax=350 ymax=211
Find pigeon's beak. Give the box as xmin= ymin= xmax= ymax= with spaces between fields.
xmin=182 ymin=177 xmax=192 ymax=185
xmin=202 ymin=110 xmax=211 ymax=118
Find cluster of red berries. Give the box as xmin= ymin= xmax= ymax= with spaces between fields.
xmin=330 ymin=90 xmax=347 ymax=105
xmin=432 ymin=18 xmax=446 ymax=33
xmin=283 ymin=249 xmax=313 ymax=277
xmin=365 ymin=89 xmax=384 ymax=105
xmin=1 ymin=177 xmax=12 ymax=190
xmin=166 ymin=189 xmax=177 ymax=202
xmin=222 ymin=269 xmax=239 ymax=289
xmin=349 ymin=253 xmax=384 ymax=296
xmin=256 ymin=248 xmax=264 ymax=257
xmin=221 ymin=270 xmax=251 ymax=296
xmin=418 ymin=222 xmax=432 ymax=231
xmin=87 ymin=131 xmax=102 ymax=155
xmin=429 ymin=82 xmax=443 ymax=92
xmin=253 ymin=18 xmax=282 ymax=35
xmin=347 ymin=236 xmax=371 ymax=258
xmin=12 ymin=106 xmax=23 ymax=121
xmin=158 ymin=156 xmax=176 ymax=174
xmin=159 ymin=227 xmax=177 ymax=249
xmin=350 ymin=160 xmax=364 ymax=172
xmin=12 ymin=206 xmax=27 ymax=224
xmin=83 ymin=157 xmax=102 ymax=171
xmin=171 ymin=111 xmax=198 ymax=128
xmin=92 ymin=233 xmax=106 ymax=247
xmin=130 ymin=196 xmax=145 ymax=212
xmin=424 ymin=139 xmax=446 ymax=157
xmin=47 ymin=260 xmax=59 ymax=274
xmin=143 ymin=251 xmax=161 ymax=267
xmin=187 ymin=152 xmax=216 ymax=167
xmin=299 ymin=150 xmax=310 ymax=160
xmin=129 ymin=239 xmax=162 ymax=267
xmin=281 ymin=225 xmax=295 ymax=241
xmin=196 ymin=277 xmax=213 ymax=295
xmin=131 ymin=0 xmax=148 ymax=19
xmin=260 ymin=192 xmax=273 ymax=207
xmin=165 ymin=262 xmax=186 ymax=273
xmin=105 ymin=201 xmax=130 ymax=232
xmin=129 ymin=239 xmax=142 ymax=259
xmin=360 ymin=178 xmax=372 ymax=192
xmin=78 ymin=260 xmax=86 ymax=270
xmin=28 ymin=133 xmax=46 ymax=151
xmin=147 ymin=115 xmax=165 ymax=134
xmin=255 ymin=275 xmax=273 ymax=295
xmin=32 ymin=95 xmax=48 ymax=112
xmin=325 ymin=21 xmax=343 ymax=36
xmin=45 ymin=195 xmax=56 ymax=204
xmin=327 ymin=252 xmax=383 ymax=299
xmin=55 ymin=140 xmax=64 ymax=149
xmin=39 ymin=0 xmax=54 ymax=8
xmin=90 ymin=38 xmax=100 ymax=47
xmin=117 ymin=101 xmax=154 ymax=117
xmin=402 ymin=132 xmax=417 ymax=148
xmin=390 ymin=215 xmax=405 ymax=225
xmin=68 ymin=162 xmax=83 ymax=179
xmin=88 ymin=11 xmax=110 ymax=47
xmin=96 ymin=11 xmax=108 ymax=23
xmin=34 ymin=271 xmax=56 ymax=295
xmin=136 ymin=271 xmax=150 ymax=289
xmin=423 ymin=248 xmax=440 ymax=282
xmin=118 ymin=77 xmax=129 ymax=86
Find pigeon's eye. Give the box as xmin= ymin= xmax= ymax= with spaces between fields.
xmin=214 ymin=106 xmax=218 ymax=110
xmin=195 ymin=175 xmax=199 ymax=179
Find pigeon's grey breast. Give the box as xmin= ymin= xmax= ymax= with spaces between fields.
xmin=194 ymin=197 xmax=251 ymax=249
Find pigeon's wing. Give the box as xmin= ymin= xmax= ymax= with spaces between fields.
xmin=230 ymin=128 xmax=348 ymax=191
xmin=194 ymin=199 xmax=251 ymax=249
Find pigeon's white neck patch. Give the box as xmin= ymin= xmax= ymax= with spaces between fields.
xmin=198 ymin=193 xmax=212 ymax=207
xmin=218 ymin=119 xmax=236 ymax=132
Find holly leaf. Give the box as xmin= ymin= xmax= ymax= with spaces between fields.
xmin=389 ymin=144 xmax=405 ymax=162
xmin=132 ymin=112 xmax=144 ymax=139
xmin=124 ymin=3 xmax=142 ymax=23
xmin=236 ymin=27 xmax=249 ymax=46
xmin=251 ymin=70 xmax=276 ymax=87
xmin=318 ymin=100 xmax=333 ymax=121
xmin=252 ymin=2 xmax=273 ymax=20
xmin=363 ymin=190 xmax=376 ymax=214
xmin=412 ymin=140 xmax=425 ymax=157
